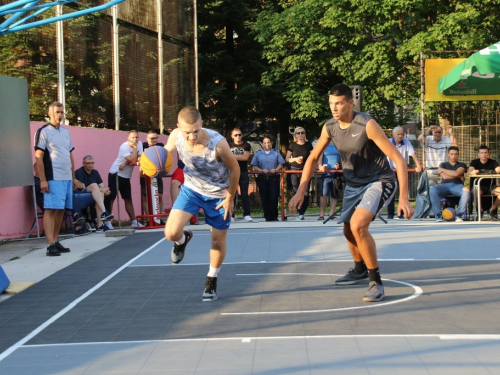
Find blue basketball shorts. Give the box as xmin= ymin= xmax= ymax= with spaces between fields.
xmin=173 ymin=185 xmax=231 ymax=230
xmin=44 ymin=180 xmax=73 ymax=209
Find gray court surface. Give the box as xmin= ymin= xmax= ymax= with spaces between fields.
xmin=1 ymin=220 xmax=500 ymax=374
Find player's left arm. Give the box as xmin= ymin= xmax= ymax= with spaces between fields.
xmin=215 ymin=139 xmax=241 ymax=219
xmin=366 ymin=119 xmax=414 ymax=219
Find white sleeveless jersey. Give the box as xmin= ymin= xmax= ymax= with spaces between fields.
xmin=176 ymin=128 xmax=230 ymax=198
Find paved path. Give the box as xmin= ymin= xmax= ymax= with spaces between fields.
xmin=0 ymin=219 xmax=499 ymax=374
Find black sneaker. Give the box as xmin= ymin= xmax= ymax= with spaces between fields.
xmin=171 ymin=229 xmax=193 ymax=264
xmin=73 ymin=213 xmax=85 ymax=226
xmin=75 ymin=225 xmax=91 ymax=236
xmin=335 ymin=268 xmax=369 ymax=285
xmin=95 ymin=224 xmax=110 ymax=232
xmin=100 ymin=211 xmax=114 ymax=222
xmin=55 ymin=241 xmax=70 ymax=253
xmin=46 ymin=244 xmax=61 ymax=257
xmin=202 ymin=276 xmax=218 ymax=302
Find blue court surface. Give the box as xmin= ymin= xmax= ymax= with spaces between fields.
xmin=0 ymin=220 xmax=499 ymax=374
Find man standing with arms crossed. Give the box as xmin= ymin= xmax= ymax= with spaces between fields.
xmin=229 ymin=127 xmax=253 ymax=222
xmin=289 ymin=84 xmax=414 ymax=302
xmin=34 ymin=102 xmax=76 ymax=256
xmin=164 ymin=107 xmax=240 ymax=301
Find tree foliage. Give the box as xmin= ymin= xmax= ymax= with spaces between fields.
xmin=253 ymin=0 xmax=500 ymax=127
xmin=198 ymin=0 xmax=291 ymax=132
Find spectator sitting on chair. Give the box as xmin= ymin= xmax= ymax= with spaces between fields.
xmin=387 ymin=126 xmax=423 ymax=219
xmin=430 ymin=146 xmax=469 ymax=222
xmin=418 ymin=124 xmax=457 ymax=187
xmin=317 ymin=142 xmax=343 ymax=221
xmin=75 ymin=155 xmax=113 ymax=230
xmin=73 ymin=178 xmax=113 ymax=233
xmin=468 ymin=145 xmax=500 ymax=219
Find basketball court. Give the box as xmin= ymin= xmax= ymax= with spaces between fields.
xmin=0 ymin=220 xmax=499 ymax=374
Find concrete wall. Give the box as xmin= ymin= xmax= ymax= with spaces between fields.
xmin=0 ymin=123 xmax=175 ymax=240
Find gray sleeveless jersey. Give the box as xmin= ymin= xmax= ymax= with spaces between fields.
xmin=325 ymin=112 xmax=395 ymax=187
xmin=176 ymin=128 xmax=230 ymax=198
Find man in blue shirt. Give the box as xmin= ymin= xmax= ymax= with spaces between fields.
xmin=317 ymin=142 xmax=342 ymax=220
xmin=251 ymin=136 xmax=286 ymax=221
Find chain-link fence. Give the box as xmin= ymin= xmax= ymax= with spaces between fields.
xmin=0 ymin=0 xmax=195 ymax=132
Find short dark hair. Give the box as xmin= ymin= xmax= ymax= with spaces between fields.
xmin=147 ymin=130 xmax=157 ymax=135
xmin=262 ymin=135 xmax=273 ymax=144
xmin=178 ymin=106 xmax=202 ymax=124
xmin=448 ymin=146 xmax=459 ymax=153
xmin=329 ymin=84 xmax=352 ymax=100
xmin=478 ymin=145 xmax=489 ymax=152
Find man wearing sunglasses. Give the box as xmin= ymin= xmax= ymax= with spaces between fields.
xmin=229 ymin=127 xmax=253 ymax=222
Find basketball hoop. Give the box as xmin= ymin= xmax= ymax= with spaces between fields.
xmin=0 ymin=0 xmax=125 ymax=36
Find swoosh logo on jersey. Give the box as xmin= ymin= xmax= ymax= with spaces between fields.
xmin=352 ymin=133 xmax=361 ymax=137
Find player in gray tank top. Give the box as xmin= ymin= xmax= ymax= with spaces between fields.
xmin=289 ymin=83 xmax=415 ymax=303
xmin=164 ymin=107 xmax=241 ymax=302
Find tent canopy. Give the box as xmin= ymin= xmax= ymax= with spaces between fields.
xmin=438 ymin=41 xmax=500 ymax=96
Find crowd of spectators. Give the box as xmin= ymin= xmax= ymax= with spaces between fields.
xmin=33 ymin=101 xmax=500 ymax=257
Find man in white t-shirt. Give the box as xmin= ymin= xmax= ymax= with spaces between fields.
xmin=418 ymin=125 xmax=457 ymax=186
xmin=387 ymin=126 xmax=422 ymax=219
xmin=105 ymin=130 xmax=144 ymax=229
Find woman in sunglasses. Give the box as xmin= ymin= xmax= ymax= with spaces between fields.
xmin=285 ymin=127 xmax=313 ymax=220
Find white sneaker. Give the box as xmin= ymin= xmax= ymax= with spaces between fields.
xmin=243 ymin=215 xmax=253 ymax=222
xmin=131 ymin=220 xmax=144 ymax=229
xmin=106 ymin=221 xmax=114 ymax=230
xmin=297 ymin=215 xmax=304 ymax=221
xmin=455 ymin=216 xmax=463 ymax=222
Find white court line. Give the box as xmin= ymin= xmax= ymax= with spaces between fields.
xmin=22 ymin=334 xmax=500 ymax=348
xmin=222 ymin=274 xmax=422 ymax=315
xmin=128 ymin=258 xmax=500 ymax=268
xmin=0 ymin=237 xmax=167 ymax=363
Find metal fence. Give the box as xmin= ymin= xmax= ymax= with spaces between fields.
xmin=0 ymin=0 xmax=195 ymax=132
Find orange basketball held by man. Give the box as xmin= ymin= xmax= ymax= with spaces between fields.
xmin=140 ymin=146 xmax=174 ymax=178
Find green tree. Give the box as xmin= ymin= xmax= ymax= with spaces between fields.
xmin=254 ymin=0 xmax=500 ymax=128
xmin=198 ymin=0 xmax=292 ymax=133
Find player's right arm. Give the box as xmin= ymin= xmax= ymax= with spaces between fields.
xmin=165 ymin=129 xmax=178 ymax=154
xmin=35 ymin=149 xmax=49 ymax=192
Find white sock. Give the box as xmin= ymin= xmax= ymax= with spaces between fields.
xmin=207 ymin=266 xmax=220 ymax=278
xmin=175 ymin=233 xmax=185 ymax=245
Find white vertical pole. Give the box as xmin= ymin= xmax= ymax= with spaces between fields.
xmin=193 ymin=0 xmax=199 ymax=109
xmin=157 ymin=0 xmax=164 ymax=134
xmin=112 ymin=5 xmax=121 ymax=130
xmin=56 ymin=4 xmax=65 ymax=108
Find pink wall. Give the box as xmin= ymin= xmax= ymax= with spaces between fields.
xmin=0 ymin=123 xmax=175 ymax=240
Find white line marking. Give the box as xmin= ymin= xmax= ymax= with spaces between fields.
xmin=22 ymin=334 xmax=500 ymax=348
xmin=127 ymin=258 xmax=499 ymax=268
xmin=0 ymin=237 xmax=167 ymax=363
xmin=222 ymin=274 xmax=422 ymax=315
